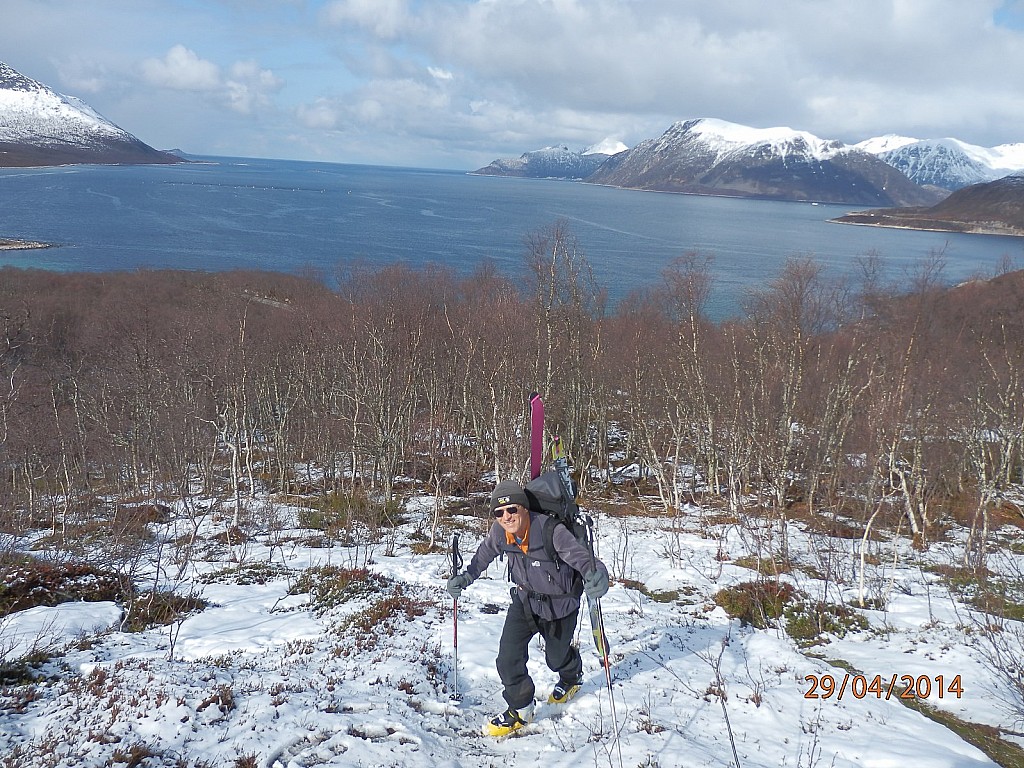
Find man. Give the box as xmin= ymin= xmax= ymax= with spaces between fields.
xmin=447 ymin=478 xmax=610 ymax=736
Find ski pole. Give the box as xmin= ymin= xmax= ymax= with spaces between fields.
xmin=551 ymin=434 xmax=622 ymax=766
xmin=451 ymin=532 xmax=463 ymax=702
xmin=587 ymin=516 xmax=623 ymax=768
xmin=586 ymin=518 xmax=612 ymax=669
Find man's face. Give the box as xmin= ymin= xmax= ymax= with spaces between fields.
xmin=493 ymin=503 xmax=528 ymax=537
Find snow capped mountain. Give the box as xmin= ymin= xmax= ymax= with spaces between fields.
xmin=669 ymin=117 xmax=848 ymax=162
xmin=478 ymin=117 xmax=1024 ymax=205
xmin=0 ymin=61 xmax=180 ymax=167
xmin=988 ymin=142 xmax=1024 ymax=172
xmin=583 ymin=137 xmax=628 ymax=156
xmin=857 ymin=135 xmax=1024 ymax=190
xmin=586 ymin=118 xmax=944 ymax=206
xmin=854 ymin=134 xmax=920 ymax=155
xmin=473 ymin=140 xmax=625 ymax=180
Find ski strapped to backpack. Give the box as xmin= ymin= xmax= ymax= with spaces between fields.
xmin=529 ymin=391 xmax=544 ymax=481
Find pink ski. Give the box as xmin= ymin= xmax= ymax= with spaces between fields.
xmin=529 ymin=392 xmax=544 ymax=480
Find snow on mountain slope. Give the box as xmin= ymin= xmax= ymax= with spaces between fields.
xmin=854 ymin=134 xmax=921 ymax=155
xmin=583 ymin=137 xmax=628 ymax=156
xmin=473 ymin=141 xmax=623 ymax=179
xmin=985 ymin=141 xmax=1024 ymax=172
xmin=681 ymin=117 xmax=848 ymax=162
xmin=0 ymin=61 xmax=179 ymax=166
xmin=858 ymin=134 xmax=1024 ymax=190
xmin=879 ymin=140 xmax=993 ymax=189
xmin=0 ymin=62 xmax=133 ymax=145
xmin=478 ymin=116 xmax=1024 ymax=200
xmin=585 ymin=118 xmax=943 ymax=205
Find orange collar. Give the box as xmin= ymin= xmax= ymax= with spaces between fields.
xmin=504 ymin=515 xmax=531 ymax=554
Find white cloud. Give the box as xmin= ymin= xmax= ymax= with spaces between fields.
xmin=297 ymin=98 xmax=342 ymax=130
xmin=225 ymin=60 xmax=284 ymax=114
xmin=297 ymin=76 xmax=453 ymax=135
xmin=140 ymin=45 xmax=281 ymax=115
xmin=3 ymin=0 xmax=1024 ymax=167
xmin=140 ymin=45 xmax=221 ymax=91
xmin=321 ymin=0 xmax=411 ymax=39
xmin=54 ymin=57 xmax=112 ymax=95
xmin=328 ymin=0 xmax=1024 ymax=154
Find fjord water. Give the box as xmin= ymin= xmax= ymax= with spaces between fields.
xmin=2 ymin=156 xmax=1021 ymax=319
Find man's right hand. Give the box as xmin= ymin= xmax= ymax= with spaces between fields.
xmin=447 ymin=571 xmax=473 ymax=600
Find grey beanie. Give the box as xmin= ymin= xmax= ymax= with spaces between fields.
xmin=490 ymin=480 xmax=529 ymax=513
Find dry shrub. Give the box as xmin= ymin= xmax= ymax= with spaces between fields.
xmin=296 ymin=489 xmax=406 ymax=537
xmin=121 ymin=590 xmax=208 ymax=632
xmin=786 ymin=503 xmax=877 ymax=540
xmin=289 ymin=566 xmax=391 ymax=614
xmin=733 ymin=555 xmax=791 ymax=577
xmin=211 ymin=526 xmax=250 ymax=545
xmin=197 ymin=683 xmax=236 ymax=716
xmin=110 ymin=741 xmax=162 ymax=767
xmin=784 ymin=600 xmax=869 ymax=646
xmin=714 ymin=579 xmax=801 ymax=629
xmin=0 ymin=556 xmax=130 ymax=617
xmin=334 ymin=591 xmax=430 ymax=655
xmin=199 ymin=562 xmax=292 ymax=586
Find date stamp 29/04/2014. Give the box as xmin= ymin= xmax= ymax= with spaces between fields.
xmin=804 ymin=673 xmax=963 ymax=701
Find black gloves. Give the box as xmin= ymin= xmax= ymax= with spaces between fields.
xmin=447 ymin=571 xmax=473 ymax=600
xmin=583 ymin=569 xmax=609 ymax=600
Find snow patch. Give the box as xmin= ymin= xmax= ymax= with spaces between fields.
xmin=682 ymin=117 xmax=849 ymax=161
xmin=0 ymin=61 xmax=135 ymax=147
xmin=584 ymin=137 xmax=628 ymax=156
xmin=0 ymin=601 xmax=122 ymax=662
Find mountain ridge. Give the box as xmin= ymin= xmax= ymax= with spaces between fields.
xmin=477 ymin=118 xmax=1024 ymax=205
xmin=472 ymin=140 xmax=626 ymax=180
xmin=0 ymin=61 xmax=182 ymax=167
xmin=857 ymin=135 xmax=1024 ymax=190
xmin=582 ymin=118 xmax=944 ymax=206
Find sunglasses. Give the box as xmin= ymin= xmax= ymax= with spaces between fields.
xmin=492 ymin=504 xmax=520 ymax=518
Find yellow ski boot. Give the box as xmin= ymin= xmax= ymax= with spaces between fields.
xmin=548 ymin=675 xmax=583 ymax=704
xmin=483 ymin=703 xmax=534 ymax=737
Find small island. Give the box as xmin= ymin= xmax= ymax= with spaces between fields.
xmin=0 ymin=238 xmax=54 ymax=250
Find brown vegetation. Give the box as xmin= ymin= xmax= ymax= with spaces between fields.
xmin=1 ymin=226 xmax=1022 ymax=572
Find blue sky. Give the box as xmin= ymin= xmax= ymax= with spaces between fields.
xmin=3 ymin=0 xmax=1024 ymax=169
xmin=995 ymin=0 xmax=1024 ymax=28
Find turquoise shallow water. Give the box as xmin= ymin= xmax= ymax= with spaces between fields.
xmin=1 ymin=156 xmax=1021 ymax=319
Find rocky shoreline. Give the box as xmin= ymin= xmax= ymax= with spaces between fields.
xmin=830 ymin=211 xmax=1024 ymax=237
xmin=0 ymin=238 xmax=54 ymax=250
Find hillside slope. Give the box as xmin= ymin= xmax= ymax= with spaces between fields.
xmin=833 ymin=175 xmax=1024 ymax=236
xmin=0 ymin=61 xmax=180 ymax=167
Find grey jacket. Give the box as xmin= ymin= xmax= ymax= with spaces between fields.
xmin=465 ymin=510 xmax=609 ymax=621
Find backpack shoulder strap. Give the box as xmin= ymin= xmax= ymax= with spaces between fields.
xmin=543 ymin=515 xmax=564 ymax=571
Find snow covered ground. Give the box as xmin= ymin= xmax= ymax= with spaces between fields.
xmin=2 ymin=492 xmax=1023 ymax=768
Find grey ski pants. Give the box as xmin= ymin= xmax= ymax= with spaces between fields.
xmin=496 ymin=593 xmax=581 ymax=710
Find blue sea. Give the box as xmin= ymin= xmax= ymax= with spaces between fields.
xmin=2 ymin=156 xmax=1022 ymax=320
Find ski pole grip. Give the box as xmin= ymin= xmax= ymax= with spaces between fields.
xmin=451 ymin=533 xmax=462 ymax=579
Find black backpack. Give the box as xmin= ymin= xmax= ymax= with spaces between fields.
xmin=523 ymin=469 xmax=594 ymax=586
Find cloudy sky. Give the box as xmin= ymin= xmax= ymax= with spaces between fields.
xmin=3 ymin=0 xmax=1024 ymax=169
